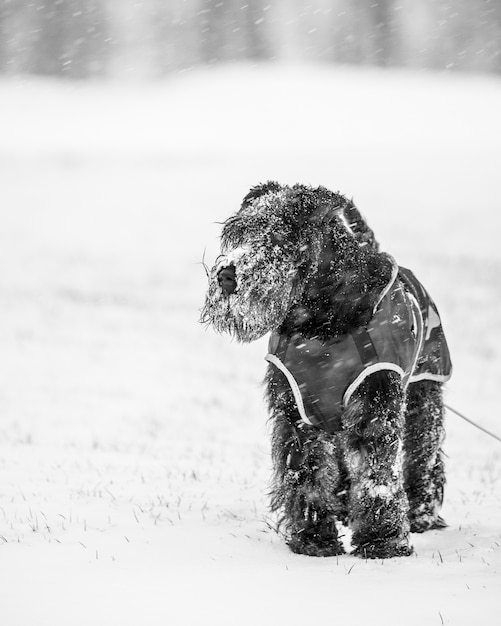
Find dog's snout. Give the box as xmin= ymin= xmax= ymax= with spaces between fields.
xmin=217 ymin=265 xmax=237 ymax=296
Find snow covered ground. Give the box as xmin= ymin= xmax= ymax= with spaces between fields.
xmin=1 ymin=63 xmax=500 ymax=625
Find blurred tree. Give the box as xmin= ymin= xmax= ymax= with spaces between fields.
xmin=151 ymin=0 xmax=199 ymax=73
xmin=431 ymin=0 xmax=478 ymax=70
xmin=331 ymin=0 xmax=398 ymax=66
xmin=1 ymin=0 xmax=109 ymax=77
xmin=0 ymin=2 xmax=4 ymax=70
xmin=368 ymin=0 xmax=397 ymax=66
xmin=198 ymin=0 xmax=271 ymax=64
xmin=473 ymin=0 xmax=501 ymax=72
xmin=29 ymin=0 xmax=68 ymax=75
xmin=331 ymin=0 xmax=371 ymax=64
xmin=198 ymin=0 xmax=233 ymax=63
xmin=241 ymin=0 xmax=272 ymax=60
xmin=0 ymin=0 xmax=31 ymax=73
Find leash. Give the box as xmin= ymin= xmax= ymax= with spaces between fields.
xmin=445 ymin=403 xmax=501 ymax=444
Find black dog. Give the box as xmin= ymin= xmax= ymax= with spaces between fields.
xmin=201 ymin=182 xmax=452 ymax=558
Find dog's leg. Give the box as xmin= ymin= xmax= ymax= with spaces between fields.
xmin=266 ymin=371 xmax=348 ymax=557
xmin=342 ymin=371 xmax=413 ymax=558
xmin=404 ymin=380 xmax=447 ymax=532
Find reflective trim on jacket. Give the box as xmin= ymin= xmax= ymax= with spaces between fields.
xmin=265 ymin=261 xmax=452 ymax=433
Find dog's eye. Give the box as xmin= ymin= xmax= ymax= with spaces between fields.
xmin=270 ymin=232 xmax=285 ymax=247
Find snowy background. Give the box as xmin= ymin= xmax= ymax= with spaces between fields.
xmin=1 ymin=2 xmax=501 ymax=625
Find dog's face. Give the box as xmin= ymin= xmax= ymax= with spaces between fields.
xmin=201 ymin=182 xmax=379 ymax=342
xmin=201 ymin=183 xmax=314 ymax=342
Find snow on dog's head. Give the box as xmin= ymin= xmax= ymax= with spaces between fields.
xmin=201 ymin=183 xmax=301 ymax=341
xmin=200 ymin=181 xmax=377 ymax=342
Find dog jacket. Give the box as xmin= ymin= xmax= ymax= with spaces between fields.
xmin=265 ymin=261 xmax=452 ymax=433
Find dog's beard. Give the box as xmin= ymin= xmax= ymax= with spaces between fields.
xmin=201 ymin=247 xmax=296 ymax=342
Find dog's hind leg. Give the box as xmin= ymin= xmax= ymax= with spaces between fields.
xmin=342 ymin=371 xmax=413 ymax=558
xmin=404 ymin=380 xmax=447 ymax=533
xmin=266 ymin=371 xmax=348 ymax=556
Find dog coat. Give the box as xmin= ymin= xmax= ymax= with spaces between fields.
xmin=265 ymin=261 xmax=452 ymax=433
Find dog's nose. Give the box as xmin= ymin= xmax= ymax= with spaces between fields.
xmin=217 ymin=265 xmax=237 ymax=296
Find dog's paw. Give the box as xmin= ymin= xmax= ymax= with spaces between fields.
xmin=410 ymin=514 xmax=447 ymax=534
xmin=352 ymin=539 xmax=413 ymax=559
xmin=288 ymin=532 xmax=345 ymax=557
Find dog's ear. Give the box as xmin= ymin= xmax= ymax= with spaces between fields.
xmin=299 ymin=188 xmax=379 ymax=252
xmin=241 ymin=181 xmax=283 ymax=207
xmin=343 ymin=200 xmax=379 ymax=251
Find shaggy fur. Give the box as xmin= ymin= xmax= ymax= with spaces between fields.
xmin=201 ymin=182 xmax=448 ymax=558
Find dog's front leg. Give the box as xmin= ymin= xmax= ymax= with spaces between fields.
xmin=266 ymin=370 xmax=347 ymax=557
xmin=342 ymin=371 xmax=413 ymax=558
